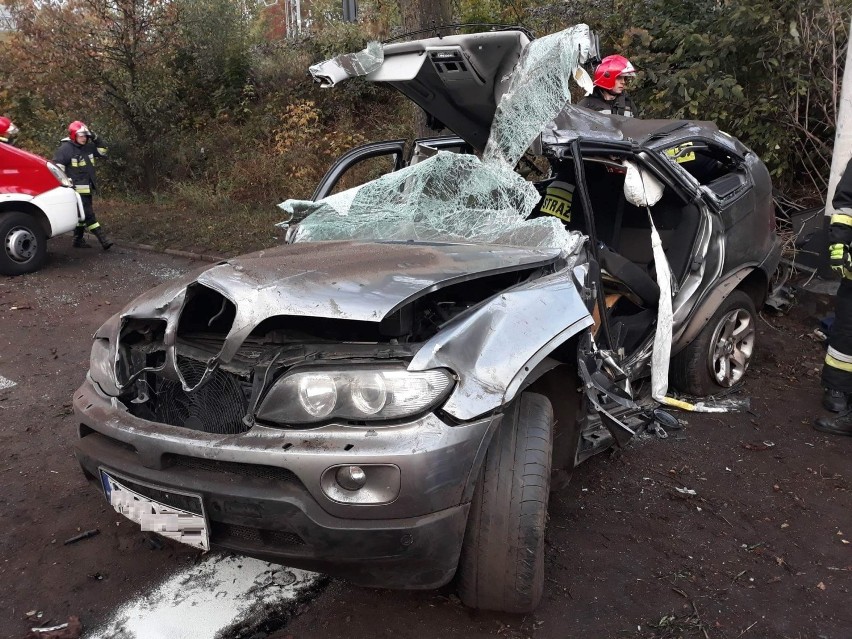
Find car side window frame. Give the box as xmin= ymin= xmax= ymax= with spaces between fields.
xmin=658 ymin=137 xmax=752 ymax=211
xmin=312 ymin=137 xmax=471 ymax=201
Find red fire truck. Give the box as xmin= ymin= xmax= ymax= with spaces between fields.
xmin=0 ymin=142 xmax=82 ymax=275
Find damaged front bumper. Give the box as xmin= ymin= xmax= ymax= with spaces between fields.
xmin=73 ymin=377 xmax=499 ymax=588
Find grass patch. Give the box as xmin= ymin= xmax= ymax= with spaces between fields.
xmin=100 ymin=195 xmax=286 ymax=257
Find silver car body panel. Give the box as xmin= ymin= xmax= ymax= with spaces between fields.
xmin=410 ymin=268 xmax=594 ymax=420
xmin=113 ymin=241 xmax=564 ymax=394
xmin=76 ymin=376 xmax=499 ymax=520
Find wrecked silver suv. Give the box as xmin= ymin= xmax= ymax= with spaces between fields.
xmin=74 ymin=26 xmax=780 ymax=613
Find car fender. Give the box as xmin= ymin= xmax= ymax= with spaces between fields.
xmin=672 ymin=266 xmax=753 ymax=354
xmin=408 ymin=269 xmax=593 ymax=421
xmin=30 ymin=186 xmax=83 ymax=236
xmin=0 ymin=186 xmax=81 ymax=237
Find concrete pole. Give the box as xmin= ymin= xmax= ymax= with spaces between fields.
xmin=826 ymin=14 xmax=852 ymax=216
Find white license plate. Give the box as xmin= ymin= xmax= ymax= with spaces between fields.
xmin=100 ymin=470 xmax=209 ymax=551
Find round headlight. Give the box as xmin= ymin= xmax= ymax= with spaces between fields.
xmin=351 ymin=372 xmax=387 ymax=415
xmin=298 ymin=373 xmax=337 ymax=418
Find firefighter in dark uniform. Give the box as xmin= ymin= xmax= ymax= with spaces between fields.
xmin=53 ymin=120 xmax=113 ymax=249
xmin=578 ymin=55 xmax=638 ymax=118
xmin=816 ymin=156 xmax=852 ymax=436
xmin=0 ymin=116 xmax=19 ymax=145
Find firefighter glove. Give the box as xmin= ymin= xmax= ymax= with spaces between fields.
xmin=829 ymin=242 xmax=852 ymax=278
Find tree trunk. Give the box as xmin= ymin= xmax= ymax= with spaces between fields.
xmin=400 ymin=0 xmax=452 ymax=34
xmin=398 ymin=0 xmax=453 ymax=137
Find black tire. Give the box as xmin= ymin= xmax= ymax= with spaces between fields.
xmin=0 ymin=211 xmax=47 ymax=276
xmin=670 ymin=290 xmax=757 ymax=396
xmin=457 ymin=392 xmax=554 ymax=613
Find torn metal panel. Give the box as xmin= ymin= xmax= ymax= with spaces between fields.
xmin=409 ymin=268 xmax=594 ymax=421
xmin=576 ymin=339 xmax=639 ymax=448
xmin=309 ymin=41 xmax=384 ymax=87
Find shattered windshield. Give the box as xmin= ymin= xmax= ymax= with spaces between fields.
xmin=278 ymin=25 xmax=594 ymax=253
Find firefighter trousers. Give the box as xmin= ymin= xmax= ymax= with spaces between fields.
xmin=822 ymin=278 xmax=852 ymax=393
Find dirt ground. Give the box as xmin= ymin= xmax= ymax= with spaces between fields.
xmin=1 ymin=241 xmax=849 ymax=639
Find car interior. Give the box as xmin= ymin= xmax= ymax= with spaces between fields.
xmin=532 ymin=156 xmax=703 ymax=353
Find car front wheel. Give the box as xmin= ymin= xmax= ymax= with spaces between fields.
xmin=457 ymin=392 xmax=554 ymax=613
xmin=671 ymin=290 xmax=757 ymax=396
xmin=0 ymin=211 xmax=47 ymax=276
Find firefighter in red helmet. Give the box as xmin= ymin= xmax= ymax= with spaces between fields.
xmin=52 ymin=121 xmax=113 ymax=249
xmin=578 ymin=54 xmax=638 ymax=117
xmin=0 ymin=116 xmax=19 ymax=145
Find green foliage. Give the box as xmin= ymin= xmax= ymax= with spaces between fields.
xmin=172 ymin=0 xmax=256 ymax=123
xmin=623 ymin=0 xmax=848 ymax=196
xmin=2 ymin=0 xmax=846 ymax=256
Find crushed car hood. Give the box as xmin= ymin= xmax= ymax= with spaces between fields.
xmin=123 ymin=240 xmax=562 ymax=326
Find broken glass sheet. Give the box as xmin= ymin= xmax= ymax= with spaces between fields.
xmin=484 ymin=24 xmax=592 ymax=167
xmin=283 ymin=151 xmax=582 ymax=250
xmin=279 ymin=25 xmax=595 ymax=253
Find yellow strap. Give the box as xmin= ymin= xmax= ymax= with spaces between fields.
xmin=659 ymin=396 xmax=698 ymax=411
xmin=75 ymin=185 xmax=91 ymax=194
xmin=830 ymin=214 xmax=852 ymax=227
xmin=665 ymin=143 xmax=696 ymax=163
xmin=86 ymin=222 xmax=101 ymax=231
xmin=825 ymin=353 xmax=852 ymax=372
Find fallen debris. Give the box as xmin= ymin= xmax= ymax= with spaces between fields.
xmin=764 ymin=285 xmax=795 ymax=313
xmin=740 ymin=441 xmax=776 ymax=451
xmin=63 ymin=529 xmax=100 ymax=545
xmin=26 ymin=617 xmax=82 ymax=639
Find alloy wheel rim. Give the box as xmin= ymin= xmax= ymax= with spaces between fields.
xmin=708 ymin=308 xmax=755 ymax=387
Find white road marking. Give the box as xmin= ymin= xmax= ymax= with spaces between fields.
xmin=88 ymin=553 xmax=321 ymax=639
xmin=0 ymin=375 xmax=16 ymax=390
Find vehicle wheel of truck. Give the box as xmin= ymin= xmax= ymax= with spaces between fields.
xmin=0 ymin=212 xmax=46 ymax=276
xmin=671 ymin=290 xmax=757 ymax=396
xmin=457 ymin=392 xmax=554 ymax=613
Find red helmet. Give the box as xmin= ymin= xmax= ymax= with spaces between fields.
xmin=0 ymin=116 xmax=19 ymax=142
xmin=593 ymin=55 xmax=636 ymax=92
xmin=68 ymin=120 xmax=90 ymax=139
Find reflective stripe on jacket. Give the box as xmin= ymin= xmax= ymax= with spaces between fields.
xmin=52 ymin=137 xmax=107 ymax=193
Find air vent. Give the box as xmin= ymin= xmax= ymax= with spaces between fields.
xmin=211 ymin=522 xmax=305 ymax=547
xmin=430 ymin=50 xmax=468 ymax=74
xmin=162 ymin=454 xmax=298 ymax=483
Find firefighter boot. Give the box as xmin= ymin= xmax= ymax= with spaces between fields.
xmin=814 ymin=410 xmax=852 ymax=437
xmin=92 ymin=227 xmax=113 ymax=250
xmin=822 ymin=388 xmax=848 ymax=413
xmin=72 ymin=225 xmax=91 ymax=248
